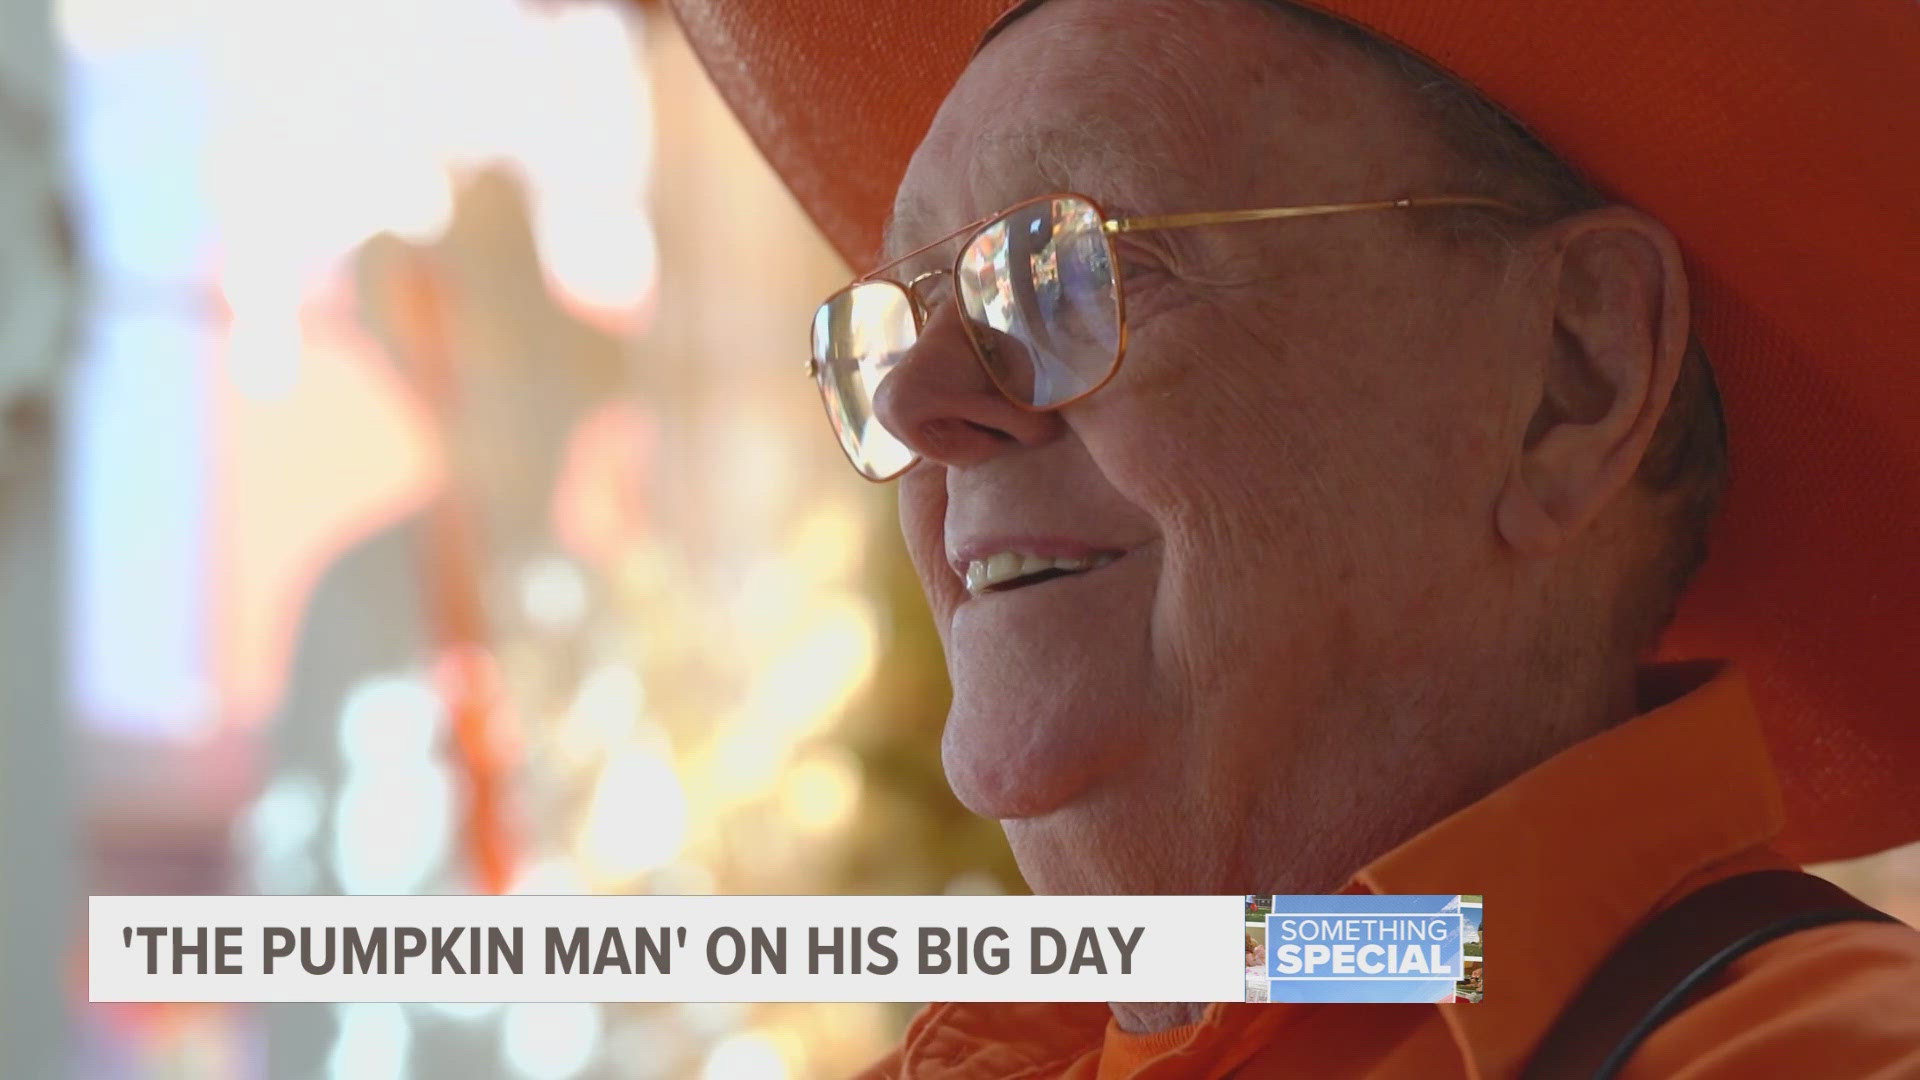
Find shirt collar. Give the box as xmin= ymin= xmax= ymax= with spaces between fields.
xmin=1352 ymin=660 xmax=1787 ymax=1078
xmin=1114 ymin=661 xmax=1790 ymax=1080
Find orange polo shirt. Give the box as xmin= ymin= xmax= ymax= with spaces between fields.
xmin=858 ymin=667 xmax=1920 ymax=1078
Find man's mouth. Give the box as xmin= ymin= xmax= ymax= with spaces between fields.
xmin=962 ymin=551 xmax=1120 ymax=596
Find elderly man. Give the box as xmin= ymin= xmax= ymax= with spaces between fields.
xmin=676 ymin=0 xmax=1919 ymax=1075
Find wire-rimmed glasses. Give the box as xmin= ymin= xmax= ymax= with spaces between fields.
xmin=808 ymin=191 xmax=1521 ymax=480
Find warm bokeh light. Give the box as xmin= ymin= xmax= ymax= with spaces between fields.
xmin=46 ymin=0 xmax=1008 ymax=1073
xmin=740 ymin=598 xmax=880 ymax=741
xmin=508 ymin=856 xmax=591 ymax=898
xmin=557 ymin=661 xmax=651 ymax=766
xmin=701 ymin=1031 xmax=791 ymax=1080
xmin=500 ymin=1002 xmax=603 ymax=1080
xmin=332 ymin=762 xmax=454 ymax=895
xmin=212 ymin=322 xmax=445 ymax=727
xmin=38 ymin=0 xmax=976 ymax=1074
xmin=237 ymin=771 xmax=325 ymax=894
xmin=782 ymin=749 xmax=864 ymax=835
xmin=328 ymin=1002 xmax=410 ymax=1080
xmin=420 ymin=999 xmax=503 ymax=1025
xmin=550 ymin=401 xmax=657 ymax=569
xmin=578 ymin=742 xmax=689 ymax=885
xmin=337 ymin=674 xmax=445 ymax=765
xmin=518 ymin=555 xmax=591 ymax=633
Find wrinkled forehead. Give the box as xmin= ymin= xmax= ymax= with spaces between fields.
xmin=881 ymin=0 xmax=1435 ymax=266
xmin=883 ymin=1 xmax=1254 ymax=261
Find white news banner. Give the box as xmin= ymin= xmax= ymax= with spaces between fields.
xmin=91 ymin=894 xmax=1244 ymax=1003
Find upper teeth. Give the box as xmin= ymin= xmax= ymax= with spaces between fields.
xmin=963 ymin=551 xmax=1116 ymax=595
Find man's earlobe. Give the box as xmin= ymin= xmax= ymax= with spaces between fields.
xmin=1496 ymin=459 xmax=1563 ymax=555
xmin=1500 ymin=207 xmax=1689 ymax=554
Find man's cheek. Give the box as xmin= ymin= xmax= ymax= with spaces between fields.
xmin=896 ymin=470 xmax=942 ymax=546
xmin=896 ymin=475 xmax=958 ymax=610
xmin=1073 ymin=403 xmax=1203 ymax=508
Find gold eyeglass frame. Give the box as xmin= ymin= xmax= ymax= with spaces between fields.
xmin=809 ymin=190 xmax=1525 ymax=482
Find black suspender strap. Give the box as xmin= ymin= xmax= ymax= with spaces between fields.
xmin=1521 ymin=869 xmax=1901 ymax=1080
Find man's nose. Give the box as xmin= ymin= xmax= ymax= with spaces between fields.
xmin=870 ymin=296 xmax=1065 ymax=468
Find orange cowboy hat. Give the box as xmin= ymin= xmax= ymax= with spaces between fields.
xmin=666 ymin=0 xmax=1920 ymax=863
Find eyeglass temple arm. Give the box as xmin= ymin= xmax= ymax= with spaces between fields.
xmin=1103 ymin=195 xmax=1523 ymax=235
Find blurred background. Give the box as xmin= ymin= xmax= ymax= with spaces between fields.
xmin=3 ymin=0 xmax=1019 ymax=1075
xmin=0 ymin=0 xmax=1913 ymax=1077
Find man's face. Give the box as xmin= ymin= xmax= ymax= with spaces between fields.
xmin=875 ymin=0 xmax=1541 ymax=892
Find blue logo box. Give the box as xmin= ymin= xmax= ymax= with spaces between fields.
xmin=1262 ymin=894 xmax=1466 ymax=1003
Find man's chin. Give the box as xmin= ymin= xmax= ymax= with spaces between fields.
xmin=939 ymin=714 xmax=1113 ymax=821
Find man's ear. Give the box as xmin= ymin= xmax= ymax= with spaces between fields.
xmin=1496 ymin=206 xmax=1689 ymax=555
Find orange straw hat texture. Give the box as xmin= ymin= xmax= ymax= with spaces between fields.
xmin=667 ymin=0 xmax=1920 ymax=863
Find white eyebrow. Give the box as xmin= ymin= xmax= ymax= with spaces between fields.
xmin=882 ymin=132 xmax=1124 ymax=258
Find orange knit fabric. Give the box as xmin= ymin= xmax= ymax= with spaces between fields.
xmin=1096 ymin=1021 xmax=1200 ymax=1080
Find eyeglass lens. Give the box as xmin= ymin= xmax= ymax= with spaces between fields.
xmin=809 ymin=195 xmax=1123 ymax=480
